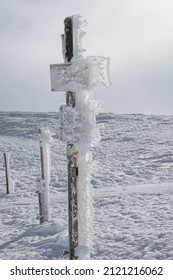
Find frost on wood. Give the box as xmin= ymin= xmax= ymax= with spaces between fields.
xmin=38 ymin=127 xmax=54 ymax=186
xmin=59 ymin=91 xmax=101 ymax=146
xmin=50 ymin=56 xmax=111 ymax=92
xmin=67 ymin=15 xmax=111 ymax=259
xmin=37 ymin=128 xmax=54 ymax=223
xmin=72 ymin=14 xmax=87 ymax=58
xmin=39 ymin=127 xmax=54 ymax=145
xmin=51 ymin=14 xmax=112 ymax=259
xmin=62 ymin=15 xmax=111 ymax=259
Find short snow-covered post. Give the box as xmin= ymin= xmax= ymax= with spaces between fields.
xmin=50 ymin=15 xmax=111 ymax=259
xmin=4 ymin=152 xmax=14 ymax=194
xmin=37 ymin=128 xmax=52 ymax=223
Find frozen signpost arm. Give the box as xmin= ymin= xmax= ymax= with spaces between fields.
xmin=50 ymin=14 xmax=111 ymax=260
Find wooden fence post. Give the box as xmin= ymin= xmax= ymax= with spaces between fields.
xmin=4 ymin=152 xmax=13 ymax=194
xmin=38 ymin=129 xmax=50 ymax=224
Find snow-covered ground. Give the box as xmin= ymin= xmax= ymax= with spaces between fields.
xmin=0 ymin=111 xmax=173 ymax=259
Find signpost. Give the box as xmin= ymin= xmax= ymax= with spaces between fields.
xmin=50 ymin=16 xmax=79 ymax=260
xmin=50 ymin=14 xmax=111 ymax=260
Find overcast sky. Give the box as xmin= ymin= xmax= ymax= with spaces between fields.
xmin=1 ymin=0 xmax=173 ymax=114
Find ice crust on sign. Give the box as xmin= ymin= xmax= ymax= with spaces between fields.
xmin=50 ymin=56 xmax=111 ymax=92
xmin=60 ymin=14 xmax=112 ymax=259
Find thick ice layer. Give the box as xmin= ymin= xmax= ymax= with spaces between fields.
xmin=60 ymin=90 xmax=101 ymax=147
xmin=39 ymin=127 xmax=54 ymax=186
xmin=56 ymin=14 xmax=112 ymax=259
xmin=72 ymin=14 xmax=87 ymax=58
xmin=39 ymin=127 xmax=54 ymax=145
xmin=50 ymin=56 xmax=111 ymax=92
xmin=37 ymin=127 xmax=54 ymax=222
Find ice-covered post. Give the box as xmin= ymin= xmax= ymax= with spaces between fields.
xmin=4 ymin=152 xmax=14 ymax=194
xmin=37 ymin=128 xmax=51 ymax=224
xmin=50 ymin=15 xmax=111 ymax=259
xmin=61 ymin=16 xmax=79 ymax=260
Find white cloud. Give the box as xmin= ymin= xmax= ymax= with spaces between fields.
xmin=0 ymin=0 xmax=173 ymax=114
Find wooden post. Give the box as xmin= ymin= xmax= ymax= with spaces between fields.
xmin=4 ymin=152 xmax=10 ymax=194
xmin=38 ymin=129 xmax=50 ymax=224
xmin=64 ymin=16 xmax=79 ymax=260
xmin=4 ymin=152 xmax=13 ymax=194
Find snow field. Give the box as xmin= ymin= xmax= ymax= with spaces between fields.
xmin=0 ymin=112 xmax=173 ymax=259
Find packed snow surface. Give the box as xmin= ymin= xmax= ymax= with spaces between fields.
xmin=0 ymin=112 xmax=173 ymax=260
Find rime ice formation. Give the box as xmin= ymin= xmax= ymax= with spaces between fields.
xmin=39 ymin=127 xmax=54 ymax=186
xmin=50 ymin=56 xmax=111 ymax=92
xmin=37 ymin=128 xmax=54 ymax=222
xmin=50 ymin=14 xmax=112 ymax=259
xmin=63 ymin=15 xmax=111 ymax=260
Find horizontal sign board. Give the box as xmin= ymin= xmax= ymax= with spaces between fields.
xmin=50 ymin=57 xmax=111 ymax=93
xmin=50 ymin=63 xmax=89 ymax=92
